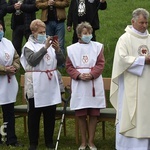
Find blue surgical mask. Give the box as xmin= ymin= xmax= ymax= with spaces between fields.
xmin=0 ymin=31 xmax=4 ymax=41
xmin=37 ymin=34 xmax=46 ymax=44
xmin=81 ymin=34 xmax=93 ymax=43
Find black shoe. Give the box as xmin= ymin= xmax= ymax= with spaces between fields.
xmin=7 ymin=141 xmax=24 ymax=147
xmin=28 ymin=145 xmax=37 ymax=150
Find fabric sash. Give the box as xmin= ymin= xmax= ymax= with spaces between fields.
xmin=26 ymin=69 xmax=56 ymax=80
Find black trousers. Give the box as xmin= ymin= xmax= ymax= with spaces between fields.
xmin=72 ymin=29 xmax=96 ymax=44
xmin=0 ymin=103 xmax=17 ymax=145
xmin=12 ymin=25 xmax=31 ymax=56
xmin=27 ymin=98 xmax=56 ymax=147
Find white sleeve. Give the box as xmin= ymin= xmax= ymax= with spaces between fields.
xmin=127 ymin=56 xmax=145 ymax=76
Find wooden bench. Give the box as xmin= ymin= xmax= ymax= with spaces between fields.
xmin=61 ymin=76 xmax=116 ymax=140
xmin=60 ymin=76 xmax=80 ymax=144
xmin=97 ymin=78 xmax=116 ymax=139
xmin=14 ymin=75 xmax=116 ymax=144
xmin=14 ymin=75 xmax=79 ymax=144
xmin=14 ymin=75 xmax=27 ymax=133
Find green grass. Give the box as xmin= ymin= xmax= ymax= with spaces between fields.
xmin=0 ymin=117 xmax=115 ymax=150
xmin=1 ymin=0 xmax=150 ymax=149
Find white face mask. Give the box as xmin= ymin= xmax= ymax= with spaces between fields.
xmin=81 ymin=34 xmax=93 ymax=43
xmin=37 ymin=34 xmax=46 ymax=44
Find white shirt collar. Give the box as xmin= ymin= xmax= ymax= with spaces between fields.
xmin=131 ymin=26 xmax=147 ymax=35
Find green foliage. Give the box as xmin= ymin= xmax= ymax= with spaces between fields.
xmin=1 ymin=0 xmax=149 ymax=149
xmin=98 ymin=0 xmax=150 ymax=77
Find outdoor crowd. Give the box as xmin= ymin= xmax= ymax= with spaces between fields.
xmin=0 ymin=0 xmax=150 ymax=149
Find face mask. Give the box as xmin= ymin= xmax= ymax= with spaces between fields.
xmin=0 ymin=31 xmax=4 ymax=41
xmin=81 ymin=34 xmax=93 ymax=43
xmin=37 ymin=34 xmax=46 ymax=44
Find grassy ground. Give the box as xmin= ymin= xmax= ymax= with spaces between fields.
xmin=1 ymin=0 xmax=150 ymax=149
xmin=0 ymin=117 xmax=115 ymax=150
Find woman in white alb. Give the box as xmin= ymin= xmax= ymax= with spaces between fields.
xmin=0 ymin=21 xmax=21 ymax=147
xmin=66 ymin=22 xmax=106 ymax=150
xmin=20 ymin=19 xmax=65 ymax=150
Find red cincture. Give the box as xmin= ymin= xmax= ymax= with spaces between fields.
xmin=26 ymin=69 xmax=56 ymax=80
xmin=45 ymin=70 xmax=53 ymax=80
xmin=7 ymin=74 xmax=11 ymax=83
xmin=92 ymin=80 xmax=95 ymax=97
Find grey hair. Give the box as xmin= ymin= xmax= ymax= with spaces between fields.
xmin=76 ymin=22 xmax=93 ymax=37
xmin=132 ymin=8 xmax=149 ymax=21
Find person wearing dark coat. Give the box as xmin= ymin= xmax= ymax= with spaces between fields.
xmin=67 ymin=0 xmax=107 ymax=43
xmin=0 ymin=0 xmax=7 ymax=31
xmin=7 ymin=0 xmax=38 ymax=56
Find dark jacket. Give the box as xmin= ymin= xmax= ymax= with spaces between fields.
xmin=7 ymin=0 xmax=38 ymax=30
xmin=67 ymin=0 xmax=107 ymax=30
xmin=0 ymin=0 xmax=7 ymax=31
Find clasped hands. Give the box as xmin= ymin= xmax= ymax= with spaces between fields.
xmin=45 ymin=36 xmax=60 ymax=53
xmin=78 ymin=73 xmax=93 ymax=81
xmin=5 ymin=66 xmax=16 ymax=75
xmin=47 ymin=0 xmax=55 ymax=6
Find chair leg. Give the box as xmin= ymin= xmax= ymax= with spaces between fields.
xmin=23 ymin=116 xmax=27 ymax=134
xmin=102 ymin=121 xmax=105 ymax=139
